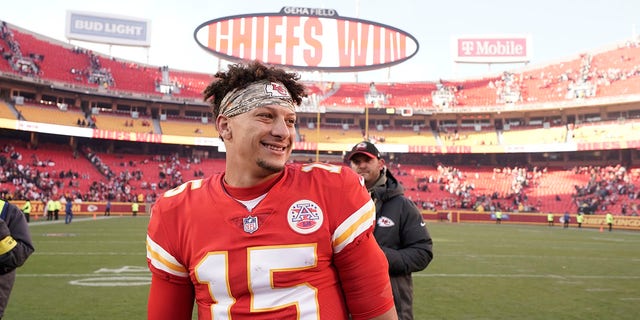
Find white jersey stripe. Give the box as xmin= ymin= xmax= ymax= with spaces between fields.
xmin=146 ymin=235 xmax=189 ymax=277
xmin=332 ymin=199 xmax=375 ymax=253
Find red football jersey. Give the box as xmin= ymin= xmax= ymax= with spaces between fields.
xmin=147 ymin=162 xmax=394 ymax=320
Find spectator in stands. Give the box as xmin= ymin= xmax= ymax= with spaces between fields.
xmin=0 ymin=199 xmax=34 ymax=319
xmin=347 ymin=140 xmax=433 ymax=320
xmin=146 ymin=61 xmax=397 ymax=319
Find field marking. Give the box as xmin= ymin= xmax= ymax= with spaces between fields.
xmin=437 ymin=253 xmax=636 ymax=262
xmin=42 ymin=233 xmax=77 ymax=237
xmin=592 ymin=237 xmax=632 ymax=242
xmin=34 ymin=252 xmax=143 ymax=255
xmin=19 ymin=273 xmax=149 ymax=277
xmin=69 ymin=276 xmax=150 ymax=287
xmin=95 ymin=266 xmax=148 ymax=273
xmin=27 ymin=216 xmax=119 ymax=226
xmin=19 ymin=272 xmax=639 ymax=280
xmin=19 ymin=272 xmax=640 ymax=288
xmin=36 ymin=240 xmax=143 ymax=244
xmin=585 ymin=288 xmax=615 ymax=292
xmin=414 ymin=273 xmax=640 ymax=280
xmin=556 ymin=281 xmax=583 ymax=285
xmin=20 ymin=265 xmax=150 ymax=278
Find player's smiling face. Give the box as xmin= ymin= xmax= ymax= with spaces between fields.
xmin=231 ymin=104 xmax=296 ymax=174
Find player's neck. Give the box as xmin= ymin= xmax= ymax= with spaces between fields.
xmin=222 ymin=172 xmax=283 ymax=200
xmin=223 ymin=167 xmax=283 ymax=187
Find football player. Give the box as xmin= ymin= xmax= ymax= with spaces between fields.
xmin=146 ymin=61 xmax=397 ymax=320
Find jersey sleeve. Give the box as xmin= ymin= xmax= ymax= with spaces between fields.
xmin=146 ymin=194 xmax=195 ymax=320
xmin=330 ymin=168 xmax=395 ymax=319
xmin=334 ymin=230 xmax=395 ymax=319
xmin=147 ymin=273 xmax=195 ymax=320
xmin=146 ymin=199 xmax=190 ymax=282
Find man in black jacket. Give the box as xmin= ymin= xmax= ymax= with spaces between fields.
xmin=0 ymin=199 xmax=35 ymax=319
xmin=347 ymin=141 xmax=434 ymax=320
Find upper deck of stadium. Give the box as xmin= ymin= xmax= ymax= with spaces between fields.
xmin=1 ymin=20 xmax=640 ymax=111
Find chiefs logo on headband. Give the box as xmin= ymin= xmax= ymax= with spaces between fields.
xmin=265 ymin=82 xmax=290 ymax=98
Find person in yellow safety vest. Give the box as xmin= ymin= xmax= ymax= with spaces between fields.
xmin=20 ymin=200 xmax=31 ymax=223
xmin=132 ymin=202 xmax=139 ymax=217
xmin=547 ymin=212 xmax=554 ymax=226
xmin=495 ymin=210 xmax=502 ymax=224
xmin=576 ymin=213 xmax=584 ymax=228
xmin=53 ymin=198 xmax=62 ymax=221
xmin=605 ymin=212 xmax=614 ymax=232
xmin=46 ymin=198 xmax=56 ymax=221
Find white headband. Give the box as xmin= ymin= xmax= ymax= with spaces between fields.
xmin=219 ymin=80 xmax=295 ymax=117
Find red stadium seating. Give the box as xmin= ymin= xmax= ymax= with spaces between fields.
xmin=1 ymin=22 xmax=639 ymax=217
xmin=9 ymin=29 xmax=92 ymax=84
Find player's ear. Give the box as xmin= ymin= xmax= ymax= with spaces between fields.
xmin=216 ymin=115 xmax=232 ymax=140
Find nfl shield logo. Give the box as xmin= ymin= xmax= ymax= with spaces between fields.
xmin=243 ymin=215 xmax=259 ymax=234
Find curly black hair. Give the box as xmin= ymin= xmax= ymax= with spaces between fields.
xmin=203 ymin=60 xmax=307 ymax=119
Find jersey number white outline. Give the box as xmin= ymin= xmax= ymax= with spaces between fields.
xmin=194 ymin=245 xmax=319 ymax=319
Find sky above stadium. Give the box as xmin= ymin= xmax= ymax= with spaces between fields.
xmin=2 ymin=0 xmax=640 ymax=83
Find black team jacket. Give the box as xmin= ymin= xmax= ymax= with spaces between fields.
xmin=0 ymin=200 xmax=35 ymax=318
xmin=368 ymin=168 xmax=434 ymax=320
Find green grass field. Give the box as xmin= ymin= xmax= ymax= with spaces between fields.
xmin=5 ymin=217 xmax=640 ymax=319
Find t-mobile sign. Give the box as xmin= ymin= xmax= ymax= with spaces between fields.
xmin=453 ymin=35 xmax=532 ymax=63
